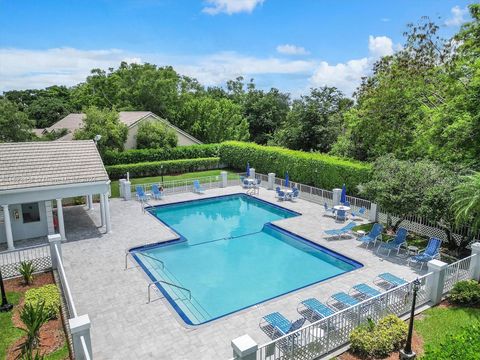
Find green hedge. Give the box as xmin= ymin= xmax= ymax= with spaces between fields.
xmin=103 ymin=144 xmax=220 ymax=165
xmin=25 ymin=284 xmax=61 ymax=319
xmin=106 ymin=157 xmax=221 ymax=179
xmin=219 ymin=141 xmax=371 ymax=195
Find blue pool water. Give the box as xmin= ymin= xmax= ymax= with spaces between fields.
xmin=131 ymin=194 xmax=362 ymax=325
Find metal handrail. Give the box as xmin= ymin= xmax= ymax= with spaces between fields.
xmin=137 ymin=252 xmax=165 ymax=269
xmin=148 ymin=279 xmax=191 ymax=303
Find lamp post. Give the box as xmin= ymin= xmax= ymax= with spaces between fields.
xmin=93 ymin=134 xmax=102 ymax=146
xmin=160 ymin=165 xmax=164 ymax=184
xmin=400 ymin=278 xmax=421 ymax=359
xmin=0 ymin=268 xmax=13 ymax=312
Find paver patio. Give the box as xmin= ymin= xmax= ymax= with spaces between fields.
xmin=60 ymin=186 xmax=426 ymax=360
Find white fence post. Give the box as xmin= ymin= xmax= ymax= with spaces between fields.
xmin=267 ymin=173 xmax=275 ymax=190
xmin=332 ymin=188 xmax=342 ymax=205
xmin=232 ymin=334 xmax=257 ymax=360
xmin=69 ymin=314 xmax=93 ymax=360
xmin=469 ymin=242 xmax=480 ymax=281
xmin=220 ymin=171 xmax=228 ymax=188
xmin=123 ymin=181 xmax=132 ymax=201
xmin=119 ymin=179 xmax=126 ymax=198
xmin=427 ymin=259 xmax=448 ymax=305
xmin=369 ymin=203 xmax=378 ymax=222
xmin=250 ymin=168 xmax=256 ymax=180
xmin=48 ymin=234 xmax=62 ymax=270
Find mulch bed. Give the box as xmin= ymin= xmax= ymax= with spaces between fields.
xmin=4 ymin=272 xmax=69 ymax=360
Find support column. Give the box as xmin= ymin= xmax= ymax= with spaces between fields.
xmin=220 ymin=171 xmax=228 ymax=188
xmin=48 ymin=234 xmax=62 ymax=270
xmin=87 ymin=195 xmax=94 ymax=211
xmin=2 ymin=204 xmax=14 ymax=250
xmin=103 ymin=193 xmax=111 ymax=233
xmin=332 ymin=188 xmax=342 ymax=206
xmin=56 ymin=199 xmax=66 ymax=241
xmin=427 ymin=259 xmax=448 ymax=305
xmin=249 ymin=168 xmax=255 ymax=180
xmin=369 ymin=203 xmax=378 ymax=222
xmin=232 ymin=335 xmax=258 ymax=360
xmin=99 ymin=194 xmax=105 ymax=227
xmin=267 ymin=173 xmax=275 ymax=190
xmin=469 ymin=242 xmax=480 ymax=281
xmin=45 ymin=201 xmax=55 ymax=235
xmin=69 ymin=314 xmax=92 ymax=360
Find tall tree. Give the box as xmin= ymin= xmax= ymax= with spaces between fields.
xmin=0 ymin=98 xmax=35 ymax=142
xmin=136 ymin=121 xmax=178 ymax=149
xmin=272 ymin=87 xmax=352 ymax=152
xmin=73 ymin=107 xmax=128 ymax=152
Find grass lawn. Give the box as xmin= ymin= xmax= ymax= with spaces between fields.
xmin=415 ymin=306 xmax=480 ymax=355
xmin=110 ymin=169 xmax=238 ymax=197
xmin=0 ymin=292 xmax=23 ymax=359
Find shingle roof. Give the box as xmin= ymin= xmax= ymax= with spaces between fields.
xmin=0 ymin=141 xmax=109 ymax=191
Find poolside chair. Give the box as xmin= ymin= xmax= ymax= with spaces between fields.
xmin=323 ymin=202 xmax=336 ymax=217
xmin=297 ymin=298 xmax=335 ymax=322
xmin=350 ymin=283 xmax=382 ymax=300
xmin=243 ymin=178 xmax=252 ymax=189
xmin=276 ymin=189 xmax=287 ymax=201
xmin=193 ymin=180 xmax=205 ymax=194
xmin=359 ymin=223 xmax=384 ymax=247
xmin=373 ymin=272 xmax=407 ymax=290
xmin=327 ymin=292 xmax=361 ymax=310
xmin=151 ymin=184 xmax=164 ymax=200
xmin=289 ymin=188 xmax=300 ymax=201
xmin=376 ymin=227 xmax=408 ymax=256
xmin=336 ymin=209 xmax=347 ymax=222
xmin=324 ymin=221 xmax=357 ymax=239
xmin=343 ymin=200 xmax=350 ymax=207
xmin=350 ymin=207 xmax=366 ymax=220
xmin=259 ymin=312 xmax=306 ymax=339
xmin=407 ymin=237 xmax=442 ymax=269
xmin=135 ymin=186 xmax=149 ymax=202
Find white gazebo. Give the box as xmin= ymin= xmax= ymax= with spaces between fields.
xmin=0 ymin=140 xmax=111 ymax=250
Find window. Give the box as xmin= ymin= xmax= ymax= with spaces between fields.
xmin=22 ymin=203 xmax=40 ymax=223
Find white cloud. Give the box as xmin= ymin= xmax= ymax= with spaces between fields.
xmin=202 ymin=0 xmax=264 ymax=15
xmin=381 ymin=18 xmax=390 ymax=22
xmin=276 ymin=44 xmax=310 ymax=55
xmin=309 ymin=35 xmax=394 ymax=95
xmin=445 ymin=6 xmax=468 ymax=27
xmin=368 ymin=35 xmax=394 ymax=57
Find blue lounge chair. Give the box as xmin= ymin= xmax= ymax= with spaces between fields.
xmin=376 ymin=227 xmax=408 ymax=256
xmin=336 ymin=209 xmax=347 ymax=222
xmin=151 ymin=184 xmax=164 ymax=200
xmin=289 ymin=188 xmax=300 ymax=201
xmin=260 ymin=312 xmax=306 ymax=339
xmin=323 ymin=202 xmax=336 ymax=217
xmin=374 ymin=272 xmax=407 ymax=289
xmin=324 ymin=221 xmax=357 ymax=239
xmin=328 ymin=292 xmax=360 ymax=310
xmin=135 ymin=186 xmax=149 ymax=202
xmin=359 ymin=223 xmax=384 ymax=247
xmin=297 ymin=298 xmax=335 ymax=322
xmin=350 ymin=207 xmax=366 ymax=220
xmin=276 ymin=189 xmax=287 ymax=201
xmin=350 ymin=283 xmax=382 ymax=300
xmin=408 ymin=237 xmax=442 ymax=269
xmin=193 ymin=180 xmax=205 ymax=194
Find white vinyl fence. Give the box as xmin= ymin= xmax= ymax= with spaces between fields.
xmin=0 ymin=244 xmax=51 ymax=278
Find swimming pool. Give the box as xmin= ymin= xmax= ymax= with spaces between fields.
xmin=131 ymin=194 xmax=362 ymax=325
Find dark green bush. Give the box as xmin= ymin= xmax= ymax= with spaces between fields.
xmin=448 ymin=280 xmax=480 ymax=305
xmin=350 ymin=315 xmax=408 ymax=358
xmin=103 ymin=144 xmax=220 ymax=165
xmin=24 ymin=284 xmax=60 ymax=320
xmin=422 ymin=324 xmax=480 ymax=360
xmin=219 ymin=141 xmax=370 ymax=195
xmin=106 ymin=157 xmax=221 ymax=179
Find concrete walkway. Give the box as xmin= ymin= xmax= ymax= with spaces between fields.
xmin=61 ymin=186 xmax=426 ymax=360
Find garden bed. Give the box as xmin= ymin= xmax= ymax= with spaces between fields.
xmin=2 ymin=272 xmax=70 ymax=360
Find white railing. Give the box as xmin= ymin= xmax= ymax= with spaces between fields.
xmin=443 ymin=253 xmax=476 ymax=294
xmin=0 ymin=244 xmax=51 ymax=278
xmin=81 ymin=336 xmax=92 ymax=360
xmin=255 ymin=274 xmax=432 ymax=360
xmin=131 ymin=174 xmax=241 ymax=197
xmin=54 ymin=243 xmax=78 ymax=318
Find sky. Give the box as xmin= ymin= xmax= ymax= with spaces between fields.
xmin=0 ymin=0 xmax=474 ymax=97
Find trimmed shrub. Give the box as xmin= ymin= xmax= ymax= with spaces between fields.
xmin=350 ymin=315 xmax=408 ymax=358
xmin=103 ymin=144 xmax=220 ymax=165
xmin=219 ymin=141 xmax=371 ymax=195
xmin=448 ymin=280 xmax=480 ymax=305
xmin=24 ymin=284 xmax=60 ymax=319
xmin=106 ymin=157 xmax=221 ymax=179
xmin=18 ymin=260 xmax=35 ymax=285
xmin=422 ymin=324 xmax=480 ymax=360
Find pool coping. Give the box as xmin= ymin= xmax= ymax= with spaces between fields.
xmin=128 ymin=193 xmax=363 ymax=326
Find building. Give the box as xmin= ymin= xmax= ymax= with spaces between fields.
xmin=38 ymin=111 xmax=202 ymax=149
xmin=0 ymin=141 xmax=111 ymax=250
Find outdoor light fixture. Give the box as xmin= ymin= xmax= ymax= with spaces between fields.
xmin=93 ymin=134 xmax=102 ymax=145
xmin=161 ymin=164 xmax=164 ymax=184
xmin=400 ymin=278 xmax=421 ymax=359
xmin=0 ymin=269 xmax=13 ymax=312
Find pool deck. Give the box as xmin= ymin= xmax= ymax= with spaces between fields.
xmin=61 ymin=186 xmax=426 ymax=359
